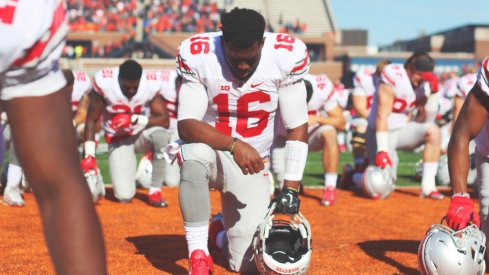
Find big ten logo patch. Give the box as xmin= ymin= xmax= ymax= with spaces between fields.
xmin=216 ymin=84 xmax=230 ymax=91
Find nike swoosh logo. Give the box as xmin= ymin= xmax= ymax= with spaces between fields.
xmin=251 ymin=82 xmax=264 ymax=88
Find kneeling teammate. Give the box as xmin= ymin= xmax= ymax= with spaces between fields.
xmin=84 ymin=60 xmax=171 ymax=207
xmin=365 ymin=52 xmax=443 ymax=199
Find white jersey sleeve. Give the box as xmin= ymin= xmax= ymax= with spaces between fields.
xmin=277 ymin=35 xmax=310 ymax=88
xmin=353 ymin=67 xmax=376 ymax=97
xmin=457 ymin=73 xmax=477 ymax=98
xmin=304 ymin=74 xmax=336 ymax=114
xmin=159 ymin=69 xmax=179 ymax=131
xmin=71 ymin=71 xmax=92 ymax=113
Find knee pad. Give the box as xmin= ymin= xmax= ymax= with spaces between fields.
xmin=181 ymin=143 xmax=216 ymax=168
xmin=351 ymin=130 xmax=366 ymax=149
xmin=147 ymin=129 xmax=169 ymax=152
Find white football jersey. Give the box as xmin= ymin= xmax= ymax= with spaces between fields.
xmin=93 ymin=68 xmax=162 ymax=143
xmin=473 ymin=57 xmax=489 ymax=156
xmin=0 ymin=0 xmax=67 ymax=86
xmin=71 ymin=71 xmax=92 ymax=115
xmin=353 ymin=67 xmax=377 ymax=109
xmin=368 ymin=64 xmax=431 ymax=130
xmin=304 ymin=74 xmax=336 ymax=115
xmin=334 ymin=83 xmax=349 ymax=109
xmin=457 ymin=73 xmax=477 ymax=98
xmin=438 ymin=77 xmax=458 ymax=116
xmin=159 ymin=69 xmax=179 ymax=131
xmin=177 ymin=32 xmax=309 ymax=157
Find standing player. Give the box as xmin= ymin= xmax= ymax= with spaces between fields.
xmin=84 ymin=60 xmax=170 ymax=207
xmin=67 ymin=69 xmax=94 ymax=142
xmin=175 ymin=8 xmax=309 ymax=274
xmin=0 ymin=0 xmax=106 ymax=274
xmin=272 ymin=74 xmax=345 ymax=206
xmin=445 ymin=58 xmax=489 ymax=235
xmin=366 ymin=52 xmax=444 ymax=199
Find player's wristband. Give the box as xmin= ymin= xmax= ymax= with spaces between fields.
xmin=230 ymin=138 xmax=238 ymax=155
xmin=376 ymin=131 xmax=389 ymax=152
xmin=131 ymin=114 xmax=149 ymax=127
xmin=452 ymin=192 xmax=470 ymax=198
xmin=84 ymin=141 xmax=96 ymax=157
xmin=284 ymin=140 xmax=308 ymax=181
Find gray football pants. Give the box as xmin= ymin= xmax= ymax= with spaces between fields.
xmin=476 ymin=148 xmax=489 ymax=246
xmin=179 ymin=143 xmax=271 ymax=274
xmin=108 ymin=127 xmax=169 ymax=201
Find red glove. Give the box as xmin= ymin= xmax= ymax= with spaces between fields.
xmin=375 ymin=151 xmax=392 ymax=169
xmin=446 ymin=196 xmax=480 ymax=230
xmin=81 ymin=156 xmax=98 ymax=175
xmin=110 ymin=114 xmax=132 ymax=129
xmin=421 ymin=72 xmax=439 ymax=93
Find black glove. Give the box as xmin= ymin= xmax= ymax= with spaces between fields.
xmin=274 ymin=187 xmax=300 ymax=214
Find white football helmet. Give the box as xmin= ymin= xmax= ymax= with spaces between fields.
xmin=136 ymin=154 xmax=152 ymax=189
xmin=253 ymin=202 xmax=312 ymax=275
xmin=361 ymin=165 xmax=395 ymax=199
xmin=418 ymin=224 xmax=486 ymax=275
xmin=85 ymin=168 xmax=105 ymax=203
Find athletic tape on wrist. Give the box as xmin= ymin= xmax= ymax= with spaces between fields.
xmin=376 ymin=131 xmax=389 ymax=152
xmin=284 ymin=140 xmax=308 ymax=181
xmin=84 ymin=141 xmax=96 ymax=157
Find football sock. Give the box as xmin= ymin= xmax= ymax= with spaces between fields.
xmin=324 ymin=173 xmax=338 ymax=188
xmin=6 ymin=164 xmax=22 ymax=188
xmin=422 ymin=162 xmax=438 ymax=195
xmin=185 ymin=225 xmax=209 ymax=256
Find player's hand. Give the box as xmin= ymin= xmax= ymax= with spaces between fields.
xmin=232 ymin=139 xmax=264 ymax=175
xmin=81 ymin=156 xmax=98 ymax=175
xmin=446 ymin=196 xmax=480 ymax=230
xmin=274 ymin=187 xmax=300 ymax=214
xmin=421 ymin=72 xmax=439 ymax=93
xmin=110 ymin=114 xmax=132 ymax=129
xmin=375 ymin=151 xmax=392 ymax=168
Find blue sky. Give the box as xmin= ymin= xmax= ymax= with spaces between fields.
xmin=330 ymin=0 xmax=489 ymax=46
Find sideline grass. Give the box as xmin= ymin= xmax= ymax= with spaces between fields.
xmin=95 ymin=150 xmax=423 ymax=187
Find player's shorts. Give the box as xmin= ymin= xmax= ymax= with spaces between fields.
xmin=308 ymin=124 xmax=335 ymax=152
xmin=0 ymin=0 xmax=67 ymax=100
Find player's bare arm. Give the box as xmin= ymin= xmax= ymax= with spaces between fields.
xmin=310 ymin=106 xmax=346 ymax=131
xmin=178 ymin=119 xmax=264 ymax=175
xmin=353 ymin=95 xmax=369 ymax=118
xmin=452 ymin=95 xmax=465 ymax=129
xmin=375 ymin=83 xmax=394 ymax=132
xmin=448 ymin=89 xmax=488 ymax=194
xmin=147 ymin=95 xmax=170 ymax=129
xmin=73 ymin=94 xmax=90 ymax=127
xmin=85 ymin=91 xmax=106 ymax=142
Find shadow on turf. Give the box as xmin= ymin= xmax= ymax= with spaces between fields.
xmin=358 ymin=240 xmax=419 ymax=274
xmin=127 ymin=235 xmax=229 ymax=273
xmin=103 ymin=187 xmax=149 ymax=204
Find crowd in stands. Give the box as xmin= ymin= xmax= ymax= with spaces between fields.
xmin=65 ymin=0 xmax=308 ymax=58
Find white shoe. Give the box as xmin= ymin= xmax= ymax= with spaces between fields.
xmin=3 ymin=185 xmax=25 ymax=207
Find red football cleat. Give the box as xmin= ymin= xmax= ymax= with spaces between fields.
xmin=321 ymin=186 xmax=336 ymax=206
xmin=148 ymin=191 xmax=168 ymax=208
xmin=189 ymin=249 xmax=214 ymax=275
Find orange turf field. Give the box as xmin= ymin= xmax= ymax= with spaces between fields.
xmin=0 ymin=186 xmax=456 ymax=274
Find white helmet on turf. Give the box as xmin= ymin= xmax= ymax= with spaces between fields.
xmin=361 ymin=165 xmax=395 ymax=199
xmin=136 ymin=154 xmax=153 ymax=189
xmin=253 ymin=202 xmax=312 ymax=274
xmin=418 ymin=224 xmax=486 ymax=275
